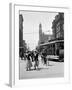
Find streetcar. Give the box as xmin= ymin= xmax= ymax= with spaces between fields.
xmin=38 ymin=38 xmax=64 ymax=62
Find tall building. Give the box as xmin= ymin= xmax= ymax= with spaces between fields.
xmin=19 ymin=14 xmax=24 ymax=58
xmin=51 ymin=13 xmax=64 ymax=55
xmin=38 ymin=23 xmax=52 ymax=45
xmin=52 ymin=13 xmax=64 ymax=39
xmin=19 ymin=14 xmax=23 ymax=47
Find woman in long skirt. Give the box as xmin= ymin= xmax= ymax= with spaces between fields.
xmin=26 ymin=52 xmax=32 ymax=71
xmin=34 ymin=52 xmax=39 ymax=70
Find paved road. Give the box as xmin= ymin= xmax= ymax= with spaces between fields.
xmin=19 ymin=58 xmax=64 ymax=79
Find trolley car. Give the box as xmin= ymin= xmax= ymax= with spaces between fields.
xmin=39 ymin=39 xmax=64 ymax=62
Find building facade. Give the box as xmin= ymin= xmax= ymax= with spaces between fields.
xmin=38 ymin=23 xmax=52 ymax=45
xmin=51 ymin=13 xmax=64 ymax=55
xmin=19 ymin=14 xmax=23 ymax=47
xmin=52 ymin=13 xmax=64 ymax=39
xmin=19 ymin=14 xmax=24 ymax=58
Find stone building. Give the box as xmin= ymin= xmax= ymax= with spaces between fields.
xmin=52 ymin=13 xmax=64 ymax=39
xmin=38 ymin=23 xmax=52 ymax=45
xmin=51 ymin=13 xmax=64 ymax=55
xmin=19 ymin=14 xmax=24 ymax=58
xmin=19 ymin=14 xmax=23 ymax=47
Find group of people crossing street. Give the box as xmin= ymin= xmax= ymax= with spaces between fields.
xmin=23 ymin=50 xmax=49 ymax=71
xmin=25 ymin=51 xmax=39 ymax=71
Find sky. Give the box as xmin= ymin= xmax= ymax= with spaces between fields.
xmin=20 ymin=11 xmax=58 ymax=50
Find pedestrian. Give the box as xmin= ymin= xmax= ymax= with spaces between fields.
xmin=31 ymin=51 xmax=34 ymax=62
xmin=34 ymin=51 xmax=39 ymax=70
xmin=46 ymin=55 xmax=49 ymax=66
xmin=26 ymin=51 xmax=32 ymax=71
xmin=42 ymin=52 xmax=47 ymax=65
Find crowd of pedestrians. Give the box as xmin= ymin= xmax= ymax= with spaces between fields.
xmin=25 ymin=51 xmax=39 ymax=71
xmin=21 ymin=50 xmax=49 ymax=71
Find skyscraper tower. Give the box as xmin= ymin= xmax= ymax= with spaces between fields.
xmin=38 ymin=23 xmax=52 ymax=45
xmin=39 ymin=23 xmax=43 ymax=44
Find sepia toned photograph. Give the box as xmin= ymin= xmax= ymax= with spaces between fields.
xmin=19 ymin=10 xmax=64 ymax=79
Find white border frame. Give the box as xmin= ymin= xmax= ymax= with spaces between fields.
xmin=9 ymin=3 xmax=70 ymax=87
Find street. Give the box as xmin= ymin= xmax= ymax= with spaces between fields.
xmin=19 ymin=58 xmax=64 ymax=79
